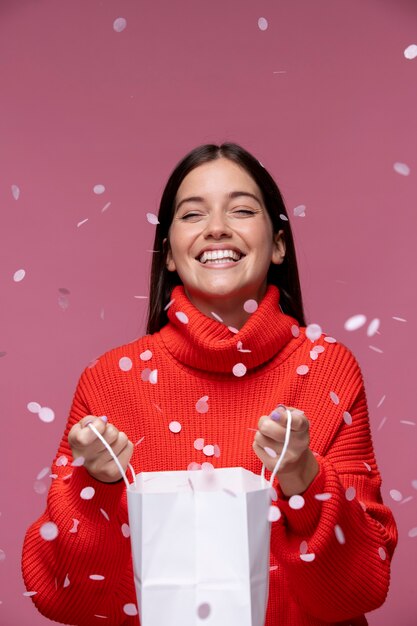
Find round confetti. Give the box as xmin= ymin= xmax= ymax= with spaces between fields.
xmin=243 ymin=299 xmax=258 ymax=313
xmin=232 ymin=363 xmax=247 ymax=377
xmin=188 ymin=462 xmax=202 ymax=471
xmin=279 ymin=214 xmax=288 ymax=221
xmin=0 ymin=550 xmax=5 ymax=562
xmin=293 ymin=204 xmax=306 ymax=217
xmin=408 ymin=527 xmax=417 ymax=538
xmin=343 ymin=411 xmax=352 ymax=426
xmin=140 ymin=350 xmax=152 ymax=361
xmin=169 ymin=421 xmax=182 ymax=434
xmin=412 ymin=480 xmax=417 ymax=490
xmin=389 ymin=489 xmax=402 ymax=502
xmin=121 ymin=523 xmax=130 ymax=538
xmin=197 ymin=602 xmax=211 ymax=619
xmin=334 ymin=525 xmax=345 ymax=545
xmin=300 ymin=553 xmax=315 ymax=562
xmin=289 ymin=495 xmax=305 ymax=510
xmin=306 ymin=323 xmax=322 ymax=342
xmin=11 ymin=184 xmax=20 ymax=200
xmin=264 ymin=446 xmax=277 ymax=458
xmin=310 ymin=351 xmax=318 ymax=361
xmin=299 ymin=540 xmax=308 ymax=554
xmin=38 ymin=407 xmax=55 ymax=423
xmin=141 ymin=368 xmax=151 ymax=382
xmin=296 ymin=365 xmax=309 ymax=376
xmin=324 ymin=336 xmax=336 ymax=343
xmin=291 ymin=325 xmax=300 ymax=339
xmin=404 ymin=44 xmax=417 ymax=59
xmin=27 ymin=402 xmax=41 ymax=414
xmin=268 ymin=505 xmax=281 ymax=522
xmin=378 ymin=547 xmax=386 ymax=561
xmin=258 ymin=17 xmax=268 ymax=31
xmin=312 ymin=345 xmax=325 ymax=354
xmin=202 ymin=462 xmax=214 ymax=472
xmin=89 ymin=574 xmax=105 ymax=581
xmin=330 ymin=391 xmax=340 ymax=405
xmin=146 ymin=212 xmax=159 ymax=225
xmin=93 ymin=184 xmax=105 ymax=195
xmin=203 ymin=444 xmax=214 ymax=457
xmin=13 ymin=269 xmax=26 ymax=282
xmin=194 ymin=438 xmax=205 ymax=451
xmin=196 ymin=396 xmax=209 ymax=413
xmin=123 ymin=604 xmax=138 ymax=616
xmin=344 ymin=314 xmax=367 ymax=331
xmin=149 ymin=369 xmax=158 ymax=384
xmin=393 ymin=162 xmax=410 ymax=176
xmin=71 ymin=456 xmax=85 ymax=467
xmin=367 ymin=318 xmax=380 ymax=337
xmin=213 ymin=444 xmax=221 ymax=458
xmin=56 ymin=455 xmax=68 ymax=467
xmin=176 ymin=311 xmax=189 ymax=324
xmin=40 ymin=522 xmax=58 ymax=541
xmin=80 ymin=487 xmax=95 ymax=500
xmin=113 ymin=17 xmax=127 ymax=33
xmin=119 ymin=357 xmax=133 ymax=372
xmin=345 ymin=486 xmax=356 ymax=501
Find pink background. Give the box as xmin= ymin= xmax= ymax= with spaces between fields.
xmin=1 ymin=1 xmax=416 ymax=624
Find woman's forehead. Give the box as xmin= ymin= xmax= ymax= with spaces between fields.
xmin=176 ymin=158 xmax=260 ymax=200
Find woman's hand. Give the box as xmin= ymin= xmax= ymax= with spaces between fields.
xmin=252 ymin=405 xmax=319 ymax=496
xmin=68 ymin=415 xmax=134 ymax=483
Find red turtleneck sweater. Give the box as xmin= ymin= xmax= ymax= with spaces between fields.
xmin=22 ymin=285 xmax=397 ymax=626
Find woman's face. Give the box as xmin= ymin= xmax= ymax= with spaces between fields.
xmin=166 ymin=158 xmax=285 ymax=315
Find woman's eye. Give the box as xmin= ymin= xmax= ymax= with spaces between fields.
xmin=181 ymin=212 xmax=202 ymax=220
xmin=233 ymin=208 xmax=256 ymax=215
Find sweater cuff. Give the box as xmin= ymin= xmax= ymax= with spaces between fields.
xmin=277 ymin=457 xmax=327 ymax=535
xmin=63 ymin=466 xmax=126 ymax=517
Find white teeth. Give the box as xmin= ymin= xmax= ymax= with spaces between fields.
xmin=199 ymin=249 xmax=241 ymax=263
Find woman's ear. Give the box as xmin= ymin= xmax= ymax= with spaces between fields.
xmin=163 ymin=238 xmax=176 ymax=272
xmin=271 ymin=230 xmax=286 ymax=265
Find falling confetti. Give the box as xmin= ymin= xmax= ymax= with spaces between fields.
xmin=345 ymin=486 xmax=356 ymax=501
xmin=211 ymin=311 xmax=224 ymax=322
xmin=197 ymin=603 xmax=211 ymax=619
xmin=36 ymin=467 xmax=50 ymax=480
xmin=258 ymin=17 xmax=268 ymax=31
xmin=63 ymin=574 xmax=70 ymax=588
xmin=113 ymin=17 xmax=127 ymax=33
xmin=344 ymin=314 xmax=366 ymax=331
xmin=203 ymin=444 xmax=215 ymax=457
xmin=80 ymin=487 xmax=95 ymax=500
xmin=89 ymin=574 xmax=105 ymax=581
xmin=38 ymin=407 xmax=55 ymax=423
xmin=392 ymin=316 xmax=406 ymax=322
xmin=232 ymin=362 xmax=247 ymax=377
xmin=71 ymin=456 xmax=85 ymax=467
xmin=164 ymin=299 xmax=175 ymax=311
xmin=293 ymin=204 xmax=306 ymax=217
xmin=296 ymin=364 xmax=309 ymax=376
xmin=300 ymin=553 xmax=315 ymax=562
xmin=306 ymin=323 xmax=322 ymax=342
xmin=27 ymin=402 xmax=41 ymax=414
xmin=408 ymin=527 xmax=417 ymax=538
xmin=228 ymin=326 xmax=239 ymax=334
xmin=56 ymin=456 xmax=68 ymax=467
xmin=369 ymin=345 xmax=383 ymax=354
xmin=23 ymin=591 xmax=37 ymax=597
xmin=404 ymin=44 xmax=417 ymax=59
xmin=141 ymin=368 xmax=151 ymax=382
xmin=77 ymin=218 xmax=89 ymax=227
xmin=11 ymin=184 xmax=20 ymax=200
xmin=146 ymin=212 xmax=159 ymax=225
xmin=291 ymin=325 xmax=300 ymax=338
xmin=69 ymin=519 xmax=79 ymax=533
xmin=40 ymin=522 xmax=58 ymax=541
xmin=363 ymin=462 xmax=372 ymax=472
xmin=393 ymin=162 xmax=410 ymax=176
xmin=324 ymin=336 xmax=336 ymax=343
xmin=119 ymin=357 xmax=133 ymax=372
xmin=289 ymin=495 xmax=305 ymax=510
xmin=377 ymin=395 xmax=386 ymax=408
xmin=343 ymin=411 xmax=352 ymax=425
xmin=194 ymin=438 xmax=205 ymax=450
xmin=188 ymin=462 xmax=202 ymax=471
xmin=101 ymin=202 xmax=111 ymax=213
xmin=378 ymin=547 xmax=387 ymax=560
xmin=334 ymin=525 xmax=346 ymax=544
xmin=367 ymin=318 xmax=380 ymax=337
xmin=264 ymin=446 xmax=277 ymax=458
xmin=121 ymin=523 xmax=130 ymax=538
xmin=314 ymin=493 xmax=332 ymax=501
xmin=196 ymin=396 xmax=209 ymax=413
xmin=0 ymin=550 xmax=5 ymax=561
xmin=33 ymin=481 xmax=47 ymax=495
xmin=123 ymin=603 xmax=138 ymax=616
xmin=237 ymin=341 xmax=251 ymax=353
xmin=93 ymin=184 xmax=105 ymax=194
xmin=280 ymin=214 xmax=289 ymax=221
xmin=100 ymin=509 xmax=110 ymax=521
xmin=268 ymin=506 xmax=281 ymax=522
xmin=13 ymin=269 xmax=26 ymax=282
xmin=169 ymin=421 xmax=182 ymax=433
xmin=149 ymin=369 xmax=158 ymax=384
xmin=176 ymin=311 xmax=189 ymax=324
xmin=330 ymin=391 xmax=340 ymax=405
xmin=140 ymin=350 xmax=152 ymax=361
xmin=213 ymin=444 xmax=221 ymax=458
xmin=243 ymin=299 xmax=258 ymax=313
xmin=389 ymin=489 xmax=402 ymax=502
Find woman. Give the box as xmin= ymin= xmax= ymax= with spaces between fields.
xmin=22 ymin=143 xmax=397 ymax=625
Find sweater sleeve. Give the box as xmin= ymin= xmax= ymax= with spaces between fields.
xmin=21 ymin=368 xmax=139 ymax=626
xmin=270 ymin=356 xmax=398 ymax=623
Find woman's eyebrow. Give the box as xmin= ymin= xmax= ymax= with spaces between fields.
xmin=175 ymin=191 xmax=262 ymax=212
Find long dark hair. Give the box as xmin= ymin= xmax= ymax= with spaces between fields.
xmin=146 ymin=143 xmax=306 ymax=334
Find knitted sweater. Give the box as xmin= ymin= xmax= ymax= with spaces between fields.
xmin=22 ymin=285 xmax=397 ymax=626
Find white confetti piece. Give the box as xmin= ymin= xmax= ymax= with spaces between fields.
xmin=343 ymin=411 xmax=352 ymax=425
xmin=404 ymin=43 xmax=417 ymax=59
xmin=232 ymin=362 xmax=247 ymax=377
xmin=393 ymin=162 xmax=410 ymax=176
xmin=299 ymin=541 xmax=308 ymax=554
xmin=38 ymin=407 xmax=55 ymax=423
xmin=324 ymin=336 xmax=336 ymax=343
xmin=27 ymin=402 xmax=41 ymax=414
xmin=334 ymin=525 xmax=345 ymax=544
xmin=0 ymin=550 xmax=5 ymax=561
xmin=268 ymin=505 xmax=281 ymax=522
xmin=63 ymin=574 xmax=70 ymax=588
xmin=69 ymin=519 xmax=79 ymax=533
xmin=400 ymin=420 xmax=416 ymax=426
xmin=363 ymin=462 xmax=372 ymax=472
xmin=280 ymin=213 xmax=289 ymax=221
xmin=296 ymin=364 xmax=309 ymax=376
xmin=141 ymin=368 xmax=151 ymax=382
xmin=123 ymin=603 xmax=138 ymax=616
xmin=300 ymin=553 xmax=315 ymax=562
xmin=11 ymin=184 xmax=20 ymax=200
xmin=243 ymin=299 xmax=258 ymax=313
xmin=169 ymin=421 xmax=182 ymax=434
xmin=94 ymin=615 xmax=108 ymax=619
xmin=100 ymin=509 xmax=110 ymax=521
xmin=23 ymin=591 xmax=37 ymax=597
xmin=211 ymin=311 xmax=224 ymax=322
xmin=367 ymin=318 xmax=380 ymax=337
xmin=389 ymin=489 xmax=402 ymax=502
xmin=293 ymin=204 xmax=306 ymax=217
xmin=408 ymin=527 xmax=417 ymax=538
xmin=377 ymin=395 xmax=386 ymax=408
xmin=80 ymin=487 xmax=95 ymax=500
xmin=188 ymin=462 xmax=202 ymax=471
xmin=378 ymin=547 xmax=386 ymax=560
xmin=237 ymin=340 xmax=251 ymax=353
xmin=175 ymin=311 xmax=189 ymax=324
xmin=140 ymin=349 xmax=152 ymax=361
xmin=56 ymin=456 xmax=68 ymax=467
xmin=411 ymin=480 xmax=417 ymax=490
xmin=164 ymin=298 xmax=175 ymax=311
xmin=400 ymin=496 xmax=413 ymax=505
xmin=314 ymin=493 xmax=332 ymax=501
xmin=101 ymin=202 xmax=111 ymax=213
xmin=40 ymin=522 xmax=58 ymax=541
xmin=291 ymin=325 xmax=300 ymax=337
xmin=310 ymin=350 xmax=318 ymax=361
xmin=113 ymin=17 xmax=127 ymax=33
xmin=93 ymin=184 xmax=105 ymax=195
xmin=119 ymin=356 xmax=133 ymax=372
xmin=344 ymin=314 xmax=366 ymax=331
xmin=149 ymin=369 xmax=158 ymax=384
xmin=306 ymin=323 xmax=322 ymax=342
xmin=89 ymin=574 xmax=105 ymax=581
xmin=36 ymin=467 xmax=50 ymax=480
xmin=377 ymin=416 xmax=387 ymax=431
xmin=121 ymin=523 xmax=130 ymax=538
xmin=258 ymin=17 xmax=268 ymax=31
xmin=196 ymin=396 xmax=209 ymax=413
xmin=134 ymin=436 xmax=145 ymax=446
xmin=194 ymin=438 xmax=205 ymax=450
xmin=71 ymin=456 xmax=85 ymax=467
xmin=345 ymin=486 xmax=356 ymax=501
xmin=77 ymin=218 xmax=88 ymax=228
xmin=312 ymin=345 xmax=325 ymax=354
xmin=197 ymin=603 xmax=211 ymax=619
xmin=146 ymin=212 xmax=159 ymax=225
xmin=228 ymin=325 xmax=239 ymax=334
xmin=270 ymin=565 xmax=278 ymax=571
xmin=392 ymin=316 xmax=406 ymax=322
xmin=13 ymin=269 xmax=26 ymax=282
xmin=369 ymin=345 xmax=383 ymax=354
xmin=289 ymin=495 xmax=305 ymax=510
xmin=330 ymin=391 xmax=340 ymax=405
xmin=203 ymin=444 xmax=214 ymax=457
xmin=264 ymin=446 xmax=277 ymax=458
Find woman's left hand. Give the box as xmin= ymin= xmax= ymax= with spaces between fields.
xmin=252 ymin=405 xmax=319 ymax=496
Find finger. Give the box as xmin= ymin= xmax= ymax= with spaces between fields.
xmin=270 ymin=406 xmax=310 ymax=433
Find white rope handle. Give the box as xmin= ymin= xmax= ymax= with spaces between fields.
xmin=261 ymin=407 xmax=292 ymax=487
xmin=88 ymin=423 xmax=136 ymax=490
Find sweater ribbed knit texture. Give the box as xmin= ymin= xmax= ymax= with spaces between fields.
xmin=22 ymin=285 xmax=397 ymax=626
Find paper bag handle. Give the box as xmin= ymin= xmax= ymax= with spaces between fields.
xmin=261 ymin=407 xmax=292 ymax=487
xmin=87 ymin=423 xmax=136 ymax=490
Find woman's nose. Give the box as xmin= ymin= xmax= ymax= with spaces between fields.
xmin=203 ymin=212 xmax=232 ymax=239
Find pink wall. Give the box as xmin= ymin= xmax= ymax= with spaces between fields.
xmin=1 ymin=0 xmax=416 ymax=624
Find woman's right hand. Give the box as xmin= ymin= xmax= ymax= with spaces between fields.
xmin=68 ymin=415 xmax=134 ymax=483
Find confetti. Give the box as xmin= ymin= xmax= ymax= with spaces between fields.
xmin=13 ymin=269 xmax=25 ymax=282
xmin=56 ymin=456 xmax=68 ymax=467
xmin=369 ymin=345 xmax=383 ymax=354
xmin=293 ymin=204 xmax=306 ymax=217
xmin=377 ymin=417 xmax=387 ymax=431
xmin=393 ymin=162 xmax=410 ymax=176
xmin=258 ymin=17 xmax=268 ymax=31
xmin=306 ymin=323 xmax=322 ymax=342
xmin=343 ymin=411 xmax=352 ymax=425
xmin=134 ymin=436 xmax=145 ymax=447
xmin=196 ymin=396 xmax=209 ymax=413
xmin=377 ymin=395 xmax=386 ymax=408
xmin=300 ymin=553 xmax=315 ymax=562
xmin=194 ymin=438 xmax=205 ymax=450
xmin=93 ymin=184 xmax=105 ymax=194
xmin=389 ymin=489 xmax=402 ymax=502
xmin=140 ymin=350 xmax=152 ymax=361
xmin=203 ymin=444 xmax=215 ymax=457
xmin=404 ymin=44 xmax=417 ymax=59
xmin=101 ymin=202 xmax=111 ymax=213
xmin=71 ymin=456 xmax=85 ymax=467
xmin=113 ymin=17 xmax=127 ymax=33
xmin=38 ymin=407 xmax=55 ymax=423
xmin=315 ymin=493 xmax=332 ymax=501
xmin=0 ymin=550 xmax=5 ymax=561
xmin=40 ymin=522 xmax=59 ymax=541
xmin=36 ymin=467 xmax=50 ymax=480
xmin=232 ymin=363 xmax=247 ymax=377
xmin=27 ymin=402 xmax=41 ymax=414
xmin=69 ymin=519 xmax=79 ymax=533
xmin=264 ymin=446 xmax=277 ymax=458
xmin=77 ymin=218 xmax=88 ymax=228
xmin=23 ymin=591 xmax=37 ymax=597
xmin=324 ymin=336 xmax=336 ymax=343
xmin=119 ymin=357 xmax=133 ymax=372
xmin=334 ymin=525 xmax=345 ymax=544
xmin=243 ymin=299 xmax=258 ymax=313
xmin=400 ymin=496 xmax=413 ymax=505
xmin=175 ymin=311 xmax=189 ymax=324
xmin=330 ymin=391 xmax=339 ymax=405
xmin=80 ymin=487 xmax=95 ymax=500
xmin=11 ymin=184 xmax=20 ymax=200
xmin=310 ymin=351 xmax=318 ymax=361
xmin=279 ymin=214 xmax=288 ymax=221
xmin=213 ymin=444 xmax=221 ymax=458
xmin=121 ymin=523 xmax=130 ymax=538
xmin=197 ymin=603 xmax=211 ymax=619
xmin=141 ymin=368 xmax=151 ymax=382
xmin=291 ymin=325 xmax=300 ymax=338
xmin=100 ymin=509 xmax=110 ymax=521
xmin=412 ymin=480 xmax=417 ymax=490
xmin=123 ymin=603 xmax=138 ymax=616
xmin=89 ymin=574 xmax=105 ymax=581
xmin=400 ymin=420 xmax=416 ymax=426
xmin=223 ymin=488 xmax=237 ymax=497
xmin=345 ymin=486 xmax=356 ymax=501
xmin=363 ymin=462 xmax=372 ymax=472
xmin=392 ymin=316 xmax=406 ymax=322
xmin=344 ymin=314 xmax=366 ymax=331
xmin=268 ymin=505 xmax=281 ymax=522
xmin=228 ymin=326 xmax=239 ymax=334
xmin=408 ymin=527 xmax=417 ymax=538
xmin=63 ymin=574 xmax=70 ymax=588
xmin=33 ymin=478 xmax=47 ymax=492
xmin=378 ymin=547 xmax=387 ymax=560
xmin=367 ymin=318 xmax=380 ymax=337
xmin=299 ymin=541 xmax=308 ymax=554
xmin=187 ymin=462 xmax=202 ymax=471
xmin=164 ymin=299 xmax=175 ymax=311
xmin=146 ymin=212 xmax=159 ymax=225
xmin=296 ymin=365 xmax=309 ymax=376
xmin=237 ymin=341 xmax=251 ymax=353
xmin=169 ymin=421 xmax=182 ymax=434
xmin=211 ymin=311 xmax=224 ymax=322
xmin=149 ymin=369 xmax=158 ymax=384
xmin=289 ymin=495 xmax=305 ymax=510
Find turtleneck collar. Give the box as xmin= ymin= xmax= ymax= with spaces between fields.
xmin=158 ymin=285 xmax=299 ymax=374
